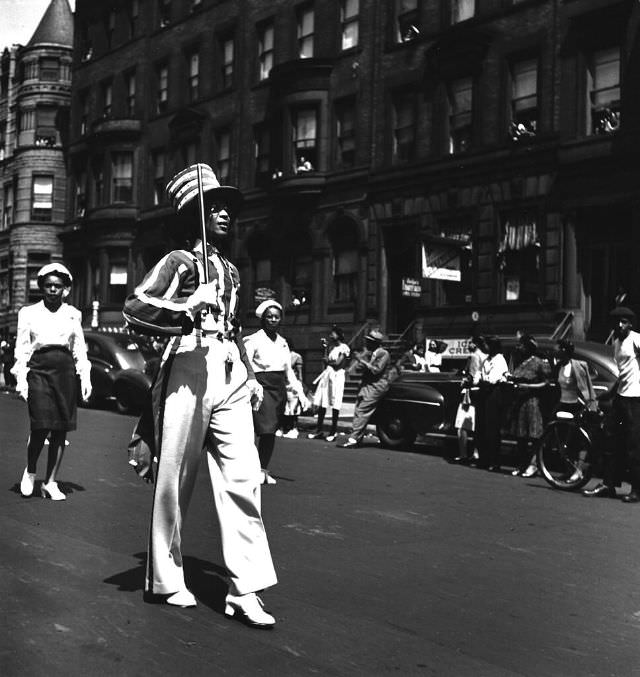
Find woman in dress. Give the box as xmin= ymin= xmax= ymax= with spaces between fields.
xmin=308 ymin=325 xmax=350 ymax=442
xmin=508 ymin=334 xmax=551 ymax=477
xmin=13 ymin=263 xmax=92 ymax=500
xmin=244 ymin=300 xmax=303 ymax=485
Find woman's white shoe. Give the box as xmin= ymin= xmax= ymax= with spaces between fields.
xmin=166 ymin=589 xmax=197 ymax=607
xmin=261 ymin=470 xmax=277 ymax=485
xmin=224 ymin=592 xmax=275 ymax=628
xmin=20 ymin=469 xmax=36 ymax=497
xmin=41 ymin=481 xmax=66 ymax=501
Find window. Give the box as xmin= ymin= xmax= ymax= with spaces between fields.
xmin=105 ymin=9 xmax=116 ymax=49
xmin=39 ymin=57 xmax=60 ymax=81
xmin=94 ymin=165 xmax=104 ymax=206
xmin=32 ymin=175 xmax=53 ymax=221
xmin=340 ymin=0 xmax=359 ymax=50
xmin=222 ymin=36 xmax=234 ymax=89
xmin=101 ymin=79 xmax=113 ymax=118
xmin=79 ymin=90 xmax=89 ymax=135
xmin=333 ymin=250 xmax=358 ymax=303
xmin=288 ymin=254 xmax=312 ymax=307
xmin=74 ymin=170 xmax=86 ymax=217
xmin=109 ymin=256 xmax=128 ymax=304
xmin=254 ymin=124 xmax=271 ymax=181
xmin=297 ymin=5 xmax=314 ymax=59
xmin=427 ymin=221 xmax=474 ymax=306
xmin=451 ymin=0 xmax=474 ymax=24
xmin=335 ymin=98 xmax=356 ymax=167
xmin=395 ymin=0 xmax=420 ymax=43
xmin=111 ymin=152 xmax=133 ymax=203
xmin=448 ymin=77 xmax=472 ymax=154
xmin=125 ymin=70 xmax=136 ymax=117
xmin=152 ymin=150 xmax=166 ymax=205
xmin=0 ymin=120 xmax=5 ymax=160
xmin=187 ymin=51 xmax=200 ymax=102
xmin=159 ymin=0 xmax=171 ymax=28
xmin=27 ymin=253 xmax=51 ymax=302
xmin=2 ymin=182 xmax=13 ymax=230
xmin=35 ymin=106 xmax=57 ymax=147
xmin=128 ymin=0 xmax=139 ymax=38
xmin=497 ymin=211 xmax=541 ymax=303
xmin=392 ymin=90 xmax=416 ymax=162
xmin=258 ymin=21 xmax=274 ymax=81
xmin=19 ymin=109 xmax=35 ymax=132
xmin=216 ymin=129 xmax=231 ymax=184
xmin=509 ymin=58 xmax=537 ymax=140
xmin=156 ymin=63 xmax=169 ymax=113
xmin=253 ymin=257 xmax=272 ymax=294
xmin=292 ymin=107 xmax=317 ymax=171
xmin=0 ymin=256 xmax=9 ymax=308
xmin=22 ymin=60 xmax=38 ymax=81
xmin=587 ymin=47 xmax=620 ymax=135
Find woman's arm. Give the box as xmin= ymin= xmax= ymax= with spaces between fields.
xmin=11 ymin=307 xmax=31 ymax=388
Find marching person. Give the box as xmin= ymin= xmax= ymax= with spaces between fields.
xmin=13 ymin=263 xmax=92 ymax=500
xmin=123 ymin=163 xmax=277 ymax=625
xmin=308 ymin=325 xmax=350 ymax=442
xmin=583 ymin=306 xmax=640 ymax=502
xmin=244 ymin=300 xmax=305 ymax=484
xmin=337 ymin=329 xmax=391 ymax=449
xmin=279 ymin=338 xmax=305 ymax=439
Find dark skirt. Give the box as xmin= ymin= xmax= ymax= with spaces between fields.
xmin=27 ymin=347 xmax=78 ymax=431
xmin=253 ymin=371 xmax=286 ymax=435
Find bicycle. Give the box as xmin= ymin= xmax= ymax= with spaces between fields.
xmin=536 ymin=403 xmax=605 ymax=491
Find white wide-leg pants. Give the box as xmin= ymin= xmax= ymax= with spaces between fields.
xmin=145 ymin=335 xmax=277 ymax=596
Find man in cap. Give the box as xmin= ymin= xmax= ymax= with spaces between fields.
xmin=584 ymin=306 xmax=640 ymax=502
xmin=338 ymin=328 xmax=391 ymax=448
xmin=123 ymin=164 xmax=277 ymax=626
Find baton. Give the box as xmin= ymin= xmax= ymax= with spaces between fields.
xmin=196 ymin=163 xmax=210 ymax=285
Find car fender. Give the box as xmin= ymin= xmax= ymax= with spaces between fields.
xmin=375 ymin=380 xmax=445 ymax=432
xmin=113 ymin=369 xmax=152 ymax=414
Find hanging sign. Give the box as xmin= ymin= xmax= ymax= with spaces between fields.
xmin=401 ymin=277 xmax=422 ymax=298
xmin=422 ymin=243 xmax=461 ymax=281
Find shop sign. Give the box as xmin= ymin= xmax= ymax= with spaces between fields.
xmin=421 ymin=243 xmax=461 ymax=281
xmin=254 ymin=287 xmax=276 ymax=304
xmin=442 ymin=338 xmax=472 ymax=359
xmin=401 ymin=277 xmax=422 ymax=298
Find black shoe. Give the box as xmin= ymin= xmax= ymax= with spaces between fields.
xmin=622 ymin=491 xmax=640 ymax=503
xmin=582 ymin=483 xmax=617 ymax=498
xmin=451 ymin=456 xmax=470 ymax=465
xmin=337 ymin=438 xmax=361 ymax=449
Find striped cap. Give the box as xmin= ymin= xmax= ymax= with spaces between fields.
xmin=165 ymin=163 xmax=242 ymax=215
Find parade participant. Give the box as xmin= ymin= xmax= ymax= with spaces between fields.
xmin=308 ymin=325 xmax=350 ymax=442
xmin=279 ymin=338 xmax=305 ymax=439
xmin=244 ymin=300 xmax=304 ymax=484
xmin=123 ymin=164 xmax=277 ymax=625
xmin=337 ymin=329 xmax=391 ymax=449
xmin=13 ymin=263 xmax=92 ymax=500
xmin=583 ymin=306 xmax=640 ymax=502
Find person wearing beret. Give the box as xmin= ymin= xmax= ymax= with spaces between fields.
xmin=584 ymin=306 xmax=640 ymax=503
xmin=13 ymin=262 xmax=92 ymax=501
xmin=122 ymin=164 xmax=277 ymax=626
xmin=337 ymin=329 xmax=392 ymax=449
xmin=243 ymin=300 xmax=305 ymax=484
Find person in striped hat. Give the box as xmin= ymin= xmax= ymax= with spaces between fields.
xmin=123 ymin=164 xmax=277 ymax=626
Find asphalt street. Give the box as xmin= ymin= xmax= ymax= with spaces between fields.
xmin=1 ymin=391 xmax=640 ymax=677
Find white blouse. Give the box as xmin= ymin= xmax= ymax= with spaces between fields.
xmin=480 ymin=353 xmax=509 ymax=384
xmin=244 ymin=329 xmax=294 ymax=378
xmin=12 ymin=301 xmax=91 ymax=383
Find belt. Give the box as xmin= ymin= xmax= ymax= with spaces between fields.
xmin=193 ymin=328 xmax=235 ymax=340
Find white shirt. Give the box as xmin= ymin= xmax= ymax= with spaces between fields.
xmin=12 ymin=301 xmax=91 ymax=383
xmin=614 ymin=330 xmax=640 ymax=397
xmin=244 ymin=329 xmax=292 ymax=374
xmin=480 ymin=353 xmax=509 ymax=384
xmin=327 ymin=343 xmax=350 ymax=368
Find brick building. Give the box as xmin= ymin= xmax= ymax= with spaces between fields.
xmin=62 ymin=0 xmax=639 ymax=371
xmin=0 ymin=0 xmax=73 ymax=339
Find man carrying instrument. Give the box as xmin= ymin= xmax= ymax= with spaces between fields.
xmin=123 ymin=164 xmax=277 ymax=627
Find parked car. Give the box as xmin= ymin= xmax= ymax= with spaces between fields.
xmin=373 ymin=338 xmax=618 ymax=450
xmin=82 ymin=330 xmax=153 ymax=414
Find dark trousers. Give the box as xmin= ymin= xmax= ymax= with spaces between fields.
xmin=603 ymin=395 xmax=640 ymax=491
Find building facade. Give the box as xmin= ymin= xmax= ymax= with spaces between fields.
xmin=0 ymin=0 xmax=74 ymax=339
xmin=62 ymin=0 xmax=639 ymax=372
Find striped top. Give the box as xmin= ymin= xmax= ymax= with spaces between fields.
xmin=123 ymin=246 xmax=240 ymax=336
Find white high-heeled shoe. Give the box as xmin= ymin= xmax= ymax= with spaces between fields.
xmin=224 ymin=592 xmax=275 ymax=628
xmin=20 ymin=469 xmax=36 ymax=497
xmin=41 ymin=481 xmax=66 ymax=501
xmin=166 ymin=589 xmax=196 ymax=607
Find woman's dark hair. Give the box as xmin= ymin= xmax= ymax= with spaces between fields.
xmin=518 ymin=333 xmax=538 ymax=356
xmin=485 ymin=335 xmax=502 ymax=355
xmin=557 ymin=338 xmax=575 ymax=357
xmin=330 ymin=325 xmax=344 ymax=342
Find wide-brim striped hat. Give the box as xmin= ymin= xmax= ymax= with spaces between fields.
xmin=166 ymin=163 xmax=243 ymax=216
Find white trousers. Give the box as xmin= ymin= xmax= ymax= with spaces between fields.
xmin=145 ymin=335 xmax=277 ymax=596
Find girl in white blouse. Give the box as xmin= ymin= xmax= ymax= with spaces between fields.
xmin=13 ymin=263 xmax=92 ymax=500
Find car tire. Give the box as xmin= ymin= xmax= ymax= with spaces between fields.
xmin=376 ymin=412 xmax=417 ymax=450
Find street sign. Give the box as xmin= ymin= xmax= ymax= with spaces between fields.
xmin=254 ymin=287 xmax=276 ymax=304
xmin=401 ymin=277 xmax=421 ymax=298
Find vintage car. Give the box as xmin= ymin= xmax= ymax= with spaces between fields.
xmin=82 ymin=330 xmax=154 ymax=414
xmin=373 ymin=337 xmax=618 ymax=450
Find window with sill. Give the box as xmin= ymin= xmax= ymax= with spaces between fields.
xmin=74 ymin=171 xmax=86 ymax=217
xmin=335 ymin=98 xmax=356 ymax=168
xmin=79 ymin=90 xmax=89 ymax=135
xmin=125 ymin=70 xmax=136 ymax=117
xmin=18 ymin=109 xmax=34 ymax=133
xmin=509 ymin=58 xmax=538 ymax=141
xmin=109 ymin=259 xmax=128 ymax=304
xmin=341 ymin=0 xmax=359 ymax=50
xmin=105 ymin=9 xmax=116 ymax=49
xmin=0 ymin=120 xmax=5 ymax=160
xmin=425 ymin=222 xmax=474 ymax=306
xmin=497 ymin=212 xmax=541 ymax=304
xmin=111 ymin=152 xmax=133 ymax=203
xmin=36 ymin=106 xmax=57 ymax=147
xmin=216 ymin=129 xmax=231 ymax=185
xmin=221 ymin=35 xmax=235 ymax=89
xmin=0 ymin=257 xmax=9 ymax=308
xmin=392 ymin=90 xmax=417 ymax=163
xmin=258 ymin=21 xmax=274 ymax=81
xmin=128 ymin=0 xmax=139 ymax=39
xmin=187 ymin=51 xmax=200 ymax=102
xmin=587 ymin=47 xmax=620 ymax=136
xmin=298 ymin=4 xmax=314 ymax=59
xmin=395 ymin=0 xmax=420 ymax=43
xmin=32 ymin=175 xmax=53 ymax=222
xmin=156 ymin=63 xmax=169 ymax=113
xmin=330 ymin=218 xmax=359 ymax=304
xmin=292 ymin=107 xmax=318 ymax=172
xmin=448 ymin=77 xmax=472 ymax=154
xmin=101 ymin=80 xmax=113 ymax=118
xmin=451 ymin=0 xmax=474 ymax=24
xmin=2 ymin=182 xmax=13 ymax=230
xmin=158 ymin=0 xmax=171 ymax=28
xmin=39 ymin=57 xmax=60 ymax=81
xmin=94 ymin=166 xmax=104 ymax=207
xmin=252 ymin=256 xmax=273 ymax=301
xmin=254 ymin=124 xmax=271 ymax=182
xmin=27 ymin=252 xmax=51 ymax=302
xmin=152 ymin=149 xmax=166 ymax=206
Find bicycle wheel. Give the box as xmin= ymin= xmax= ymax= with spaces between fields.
xmin=536 ymin=420 xmax=593 ymax=491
